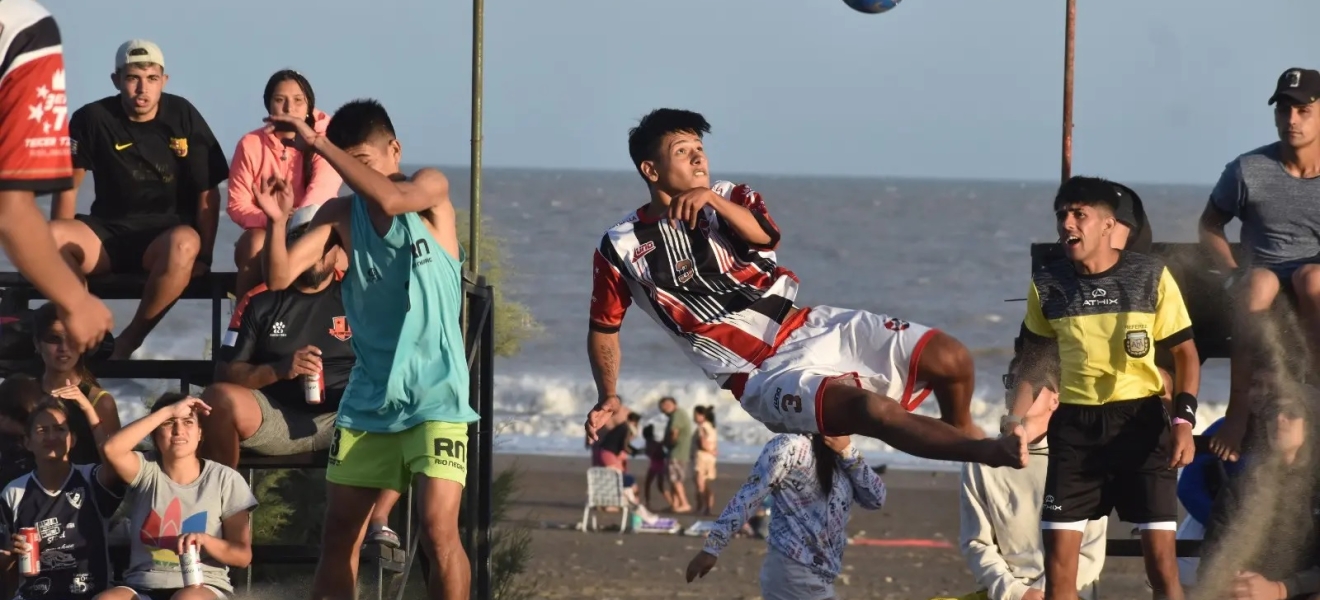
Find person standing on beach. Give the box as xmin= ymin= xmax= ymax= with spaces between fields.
xmin=1200 ymin=68 xmax=1320 ymax=464
xmin=258 ymin=99 xmax=472 ymax=600
xmin=660 ymin=397 xmax=693 ymax=513
xmin=0 ymin=0 xmax=114 ymax=354
xmin=685 ymin=433 xmax=885 ymax=600
xmin=1011 ymin=176 xmax=1200 ymax=600
xmin=583 ymin=108 xmax=1023 ymax=470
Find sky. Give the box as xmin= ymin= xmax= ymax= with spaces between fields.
xmin=43 ymin=0 xmax=1320 ymax=185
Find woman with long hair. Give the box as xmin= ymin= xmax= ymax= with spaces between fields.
xmin=94 ymin=394 xmax=256 ymax=600
xmin=691 ymin=406 xmax=718 ymax=516
xmin=225 ymin=69 xmax=343 ymax=298
xmin=32 ymin=301 xmax=122 ymax=465
xmin=0 ymin=375 xmax=45 ymax=486
xmin=685 ymin=433 xmax=886 ymax=600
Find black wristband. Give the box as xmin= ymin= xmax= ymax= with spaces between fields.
xmin=1173 ymin=392 xmax=1198 ymax=427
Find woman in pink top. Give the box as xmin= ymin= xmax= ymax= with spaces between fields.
xmin=227 ymin=70 xmax=343 ymax=298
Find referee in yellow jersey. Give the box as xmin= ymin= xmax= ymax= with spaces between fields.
xmin=1011 ymin=176 xmax=1201 ymax=600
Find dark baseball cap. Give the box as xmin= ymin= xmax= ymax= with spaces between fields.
xmin=1269 ymin=68 xmax=1320 ymax=106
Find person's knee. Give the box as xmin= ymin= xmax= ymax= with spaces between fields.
xmin=423 ymin=516 xmax=464 ymax=561
xmin=1242 ymin=268 xmax=1283 ymax=312
xmin=1293 ymin=265 xmax=1320 ymax=303
xmin=199 ymin=383 xmax=249 ymax=425
xmin=917 ymin=332 xmax=973 ymax=383
xmin=161 ymin=226 xmax=201 ymax=270
xmin=233 ymin=229 xmax=265 ymax=266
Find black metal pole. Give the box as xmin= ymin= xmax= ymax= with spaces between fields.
xmin=477 ymin=279 xmax=495 ymax=599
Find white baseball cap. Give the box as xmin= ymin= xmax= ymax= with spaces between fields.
xmin=287 ymin=204 xmax=320 ymax=234
xmin=115 ymin=39 xmax=165 ymax=71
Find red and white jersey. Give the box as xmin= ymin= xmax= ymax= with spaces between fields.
xmin=590 ymin=181 xmax=800 ymax=380
xmin=0 ymin=0 xmax=71 ymax=193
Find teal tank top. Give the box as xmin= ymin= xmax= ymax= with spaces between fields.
xmin=339 ymin=195 xmax=475 ymax=432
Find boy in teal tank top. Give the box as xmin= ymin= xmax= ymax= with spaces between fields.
xmin=256 ymin=100 xmax=472 ymax=600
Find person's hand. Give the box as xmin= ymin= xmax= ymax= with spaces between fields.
xmin=584 ymin=395 xmax=621 ymax=444
xmin=255 ymin=174 xmax=296 ymax=222
xmin=685 ymin=550 xmax=718 ymax=583
xmin=177 ymin=532 xmax=213 ymax=557
xmin=1232 ymin=570 xmax=1287 ymax=600
xmin=277 ymin=346 xmax=323 ymax=380
xmin=1021 ymin=589 xmax=1045 ymax=600
xmin=264 ymin=114 xmax=320 ymax=152
xmin=822 ymin=435 xmax=853 ymax=455
xmin=667 ymin=188 xmax=719 ymax=229
xmin=50 ymin=378 xmax=92 ymax=410
xmin=1169 ymin=422 xmax=1196 ymax=468
xmin=989 ymin=423 xmax=1029 ymax=469
xmin=163 ymin=397 xmax=211 ymax=421
xmin=1210 ymin=412 xmax=1249 ymax=462
xmin=57 ymin=293 xmax=113 ymax=356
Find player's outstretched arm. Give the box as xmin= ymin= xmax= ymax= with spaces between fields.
xmin=584 ymin=329 xmax=622 ymax=443
xmin=0 ymin=192 xmax=112 ymax=354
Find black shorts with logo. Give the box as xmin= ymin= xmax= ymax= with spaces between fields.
xmin=75 ymin=213 xmax=181 ymax=274
xmin=1041 ymin=396 xmax=1177 ymax=525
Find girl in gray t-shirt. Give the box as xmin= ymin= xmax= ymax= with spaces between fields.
xmin=96 ymin=393 xmax=257 ymax=600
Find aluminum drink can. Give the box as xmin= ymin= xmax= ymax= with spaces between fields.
xmin=17 ymin=527 xmax=38 ymax=576
xmin=303 ymin=370 xmax=324 ymax=405
xmin=181 ymin=542 xmax=203 ymax=587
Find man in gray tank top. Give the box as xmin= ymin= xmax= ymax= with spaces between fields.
xmin=1200 ymin=67 xmax=1320 ymax=462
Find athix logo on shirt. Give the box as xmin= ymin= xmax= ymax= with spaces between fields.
xmin=271 ymin=321 xmax=286 ymax=337
xmin=1082 ymin=288 xmax=1118 ymax=307
xmin=140 ymin=498 xmax=207 ymax=567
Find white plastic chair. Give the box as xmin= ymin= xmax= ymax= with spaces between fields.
xmin=581 ymin=467 xmax=629 ymax=534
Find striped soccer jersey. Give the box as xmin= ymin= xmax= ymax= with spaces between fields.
xmin=590 ymin=181 xmax=799 ymax=381
xmin=0 ymin=0 xmax=73 ymax=192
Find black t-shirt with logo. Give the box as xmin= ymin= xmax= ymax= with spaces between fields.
xmin=0 ymin=464 xmax=125 ymax=599
xmin=68 ymin=93 xmax=228 ymax=222
xmin=218 ymin=279 xmax=355 ymax=413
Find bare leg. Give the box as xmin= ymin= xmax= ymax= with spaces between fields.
xmin=915 ymin=331 xmax=983 ymax=438
xmin=1141 ymin=528 xmax=1183 ymax=600
xmin=371 ymin=488 xmax=402 ymax=526
xmin=819 ymin=383 xmax=1026 ymax=468
xmin=197 ymin=383 xmax=265 ymax=469
xmin=310 ymin=483 xmax=377 ymax=600
xmin=1291 ymin=264 xmax=1320 ymax=373
xmin=233 ymin=228 xmax=267 ymax=299
xmin=49 ymin=219 xmax=111 ymax=277
xmin=417 ymin=476 xmax=470 ymax=600
xmin=1044 ymin=529 xmax=1083 ymax=600
xmin=91 ymin=587 xmax=139 ymax=600
xmin=112 ymin=225 xmax=201 ymax=359
xmin=1213 ymin=268 xmax=1281 ymax=460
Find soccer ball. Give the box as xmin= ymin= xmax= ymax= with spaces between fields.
xmin=844 ymin=0 xmax=901 ymax=14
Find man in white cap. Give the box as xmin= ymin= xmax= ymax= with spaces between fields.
xmin=0 ymin=0 xmax=114 ymax=354
xmin=49 ymin=39 xmax=230 ymax=359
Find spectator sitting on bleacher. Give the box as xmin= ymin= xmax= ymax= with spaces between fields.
xmin=1173 ymin=417 xmax=1236 ymax=588
xmin=225 ymin=69 xmax=342 ymax=300
xmin=1200 ymin=68 xmax=1320 ymax=462
xmin=958 ymin=367 xmax=1106 ymax=600
xmin=95 ymin=393 xmax=255 ymax=600
xmin=1200 ymin=399 xmax=1320 ymax=600
xmin=48 ymin=40 xmax=229 ymax=361
xmin=33 ymin=302 xmax=122 ymax=465
xmin=200 ymin=203 xmax=401 ymax=549
xmin=0 ymin=375 xmax=44 ymax=487
xmin=0 ymin=395 xmax=122 ymax=599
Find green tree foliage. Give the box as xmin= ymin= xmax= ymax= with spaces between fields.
xmin=455 ymin=209 xmax=541 ymax=357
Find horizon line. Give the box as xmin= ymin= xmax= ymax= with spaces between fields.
xmin=399 ymin=163 xmax=1216 ymax=190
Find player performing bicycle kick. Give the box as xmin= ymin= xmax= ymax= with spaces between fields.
xmin=583 ymin=109 xmax=1025 ymax=469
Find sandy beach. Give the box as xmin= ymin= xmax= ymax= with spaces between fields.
xmin=496 ymin=453 xmax=1154 ymax=600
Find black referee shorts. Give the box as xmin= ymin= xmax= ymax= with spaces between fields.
xmin=1041 ymin=396 xmax=1178 ymax=529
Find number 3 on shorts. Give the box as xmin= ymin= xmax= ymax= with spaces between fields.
xmin=330 ymin=428 xmax=342 ymax=459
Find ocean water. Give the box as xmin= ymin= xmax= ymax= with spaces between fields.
xmin=17 ymin=168 xmax=1237 ymax=471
